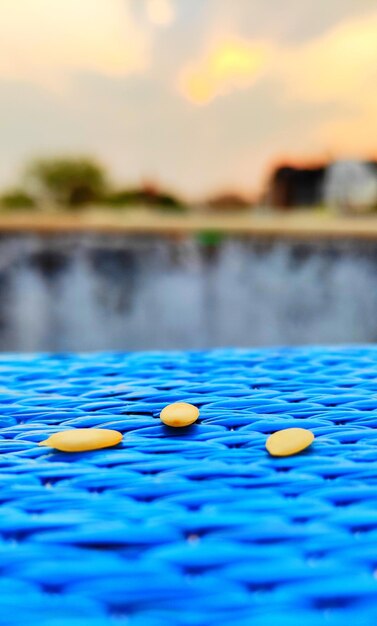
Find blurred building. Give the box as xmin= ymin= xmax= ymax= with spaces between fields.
xmin=268 ymin=161 xmax=377 ymax=211
xmin=323 ymin=161 xmax=377 ymax=214
xmin=267 ymin=165 xmax=326 ymax=209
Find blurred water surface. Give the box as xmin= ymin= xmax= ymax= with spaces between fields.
xmin=1 ymin=235 xmax=377 ymax=351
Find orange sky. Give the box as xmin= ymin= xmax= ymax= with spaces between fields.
xmin=0 ymin=0 xmax=376 ymax=197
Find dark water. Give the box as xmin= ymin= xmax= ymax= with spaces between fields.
xmin=1 ymin=234 xmax=377 ymax=351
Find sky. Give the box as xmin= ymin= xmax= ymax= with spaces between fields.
xmin=0 ymin=0 xmax=377 ymax=198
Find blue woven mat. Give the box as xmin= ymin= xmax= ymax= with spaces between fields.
xmin=1 ymin=347 xmax=377 ymax=625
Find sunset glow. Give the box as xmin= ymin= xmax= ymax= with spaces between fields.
xmin=0 ymin=0 xmax=376 ymax=196
xmin=179 ymin=39 xmax=269 ymax=104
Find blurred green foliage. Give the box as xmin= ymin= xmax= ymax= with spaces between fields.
xmin=25 ymin=157 xmax=107 ymax=208
xmin=0 ymin=188 xmax=36 ymax=210
xmin=196 ymin=230 xmax=225 ymax=246
xmin=6 ymin=156 xmax=186 ymax=212
xmin=104 ymin=188 xmax=186 ymax=212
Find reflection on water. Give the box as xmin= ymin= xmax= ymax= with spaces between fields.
xmin=0 ymin=234 xmax=377 ymax=351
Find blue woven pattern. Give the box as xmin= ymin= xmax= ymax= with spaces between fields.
xmin=1 ymin=347 xmax=377 ymax=625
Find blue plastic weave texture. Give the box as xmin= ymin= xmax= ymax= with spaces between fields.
xmin=1 ymin=347 xmax=377 ymax=626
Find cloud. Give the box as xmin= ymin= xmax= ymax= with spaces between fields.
xmin=0 ymin=0 xmax=149 ymax=88
xmin=178 ymin=38 xmax=271 ymax=104
xmin=177 ymin=8 xmax=377 ymax=108
xmin=279 ymin=12 xmax=377 ymax=103
xmin=272 ymin=11 xmax=377 ymax=157
xmin=1 ymin=0 xmax=377 ymax=195
xmin=145 ymin=0 xmax=175 ymax=27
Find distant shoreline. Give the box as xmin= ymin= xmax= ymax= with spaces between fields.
xmin=1 ymin=208 xmax=377 ymax=240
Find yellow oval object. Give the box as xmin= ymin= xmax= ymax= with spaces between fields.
xmin=266 ymin=427 xmax=314 ymax=457
xmin=160 ymin=402 xmax=199 ymax=427
xmin=39 ymin=428 xmax=123 ymax=452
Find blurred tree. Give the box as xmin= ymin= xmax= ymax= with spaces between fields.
xmin=0 ymin=188 xmax=36 ymax=210
xmin=105 ymin=183 xmax=186 ymax=212
xmin=205 ymin=192 xmax=251 ymax=212
xmin=104 ymin=189 xmax=145 ymax=207
xmin=25 ymin=157 xmax=108 ymax=208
